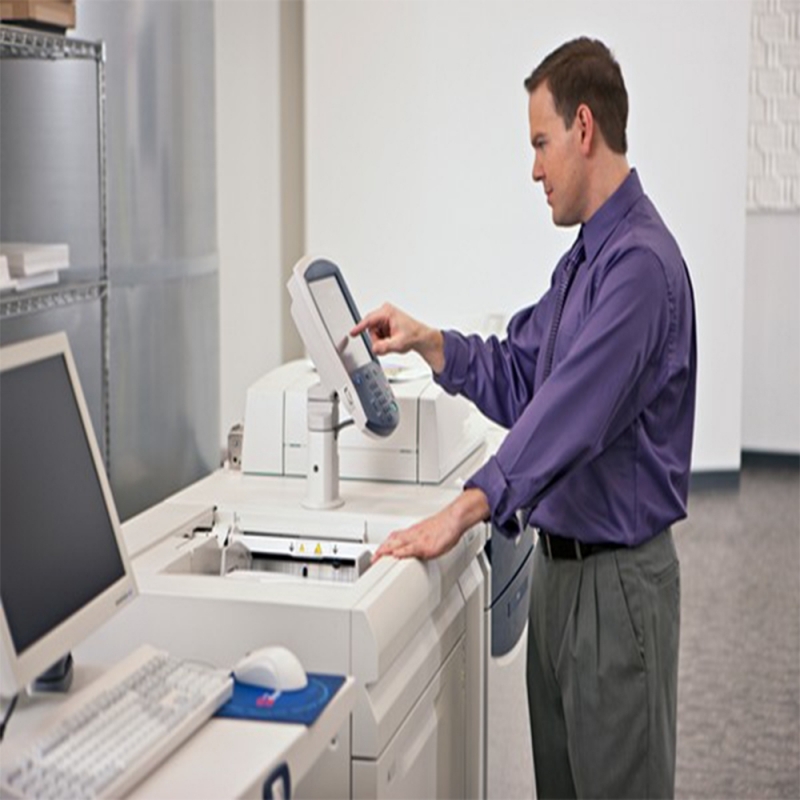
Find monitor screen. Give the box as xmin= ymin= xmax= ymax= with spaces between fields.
xmin=308 ymin=275 xmax=373 ymax=374
xmin=0 ymin=333 xmax=136 ymax=697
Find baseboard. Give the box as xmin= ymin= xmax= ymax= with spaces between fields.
xmin=741 ymin=450 xmax=800 ymax=469
xmin=689 ymin=450 xmax=799 ymax=493
xmin=689 ymin=470 xmax=740 ymax=492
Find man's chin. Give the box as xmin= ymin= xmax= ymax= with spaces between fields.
xmin=551 ymin=209 xmax=580 ymax=228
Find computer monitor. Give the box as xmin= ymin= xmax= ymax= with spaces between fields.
xmin=0 ymin=332 xmax=137 ymax=698
xmin=287 ymin=256 xmax=399 ymax=438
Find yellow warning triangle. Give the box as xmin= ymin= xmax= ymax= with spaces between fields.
xmin=314 ymin=543 xmax=323 ymax=556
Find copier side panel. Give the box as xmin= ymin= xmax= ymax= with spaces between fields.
xmin=350 ymin=521 xmax=484 ymax=684
xmin=418 ymin=383 xmax=488 ymax=484
xmin=459 ymin=557 xmax=488 ymax=800
xmin=352 ymin=639 xmax=467 ymax=800
xmin=352 ymin=572 xmax=466 ymax=758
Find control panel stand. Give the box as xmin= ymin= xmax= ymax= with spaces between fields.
xmin=305 ymin=382 xmax=346 ymax=509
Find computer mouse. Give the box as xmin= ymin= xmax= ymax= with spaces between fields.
xmin=233 ymin=645 xmax=308 ymax=692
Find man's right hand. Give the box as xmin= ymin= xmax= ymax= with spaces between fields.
xmin=351 ymin=303 xmax=446 ymax=374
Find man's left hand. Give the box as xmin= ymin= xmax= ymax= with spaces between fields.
xmin=371 ymin=488 xmax=490 ymax=563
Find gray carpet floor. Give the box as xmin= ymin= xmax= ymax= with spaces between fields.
xmin=674 ymin=456 xmax=800 ymax=799
xmin=489 ymin=455 xmax=800 ymax=799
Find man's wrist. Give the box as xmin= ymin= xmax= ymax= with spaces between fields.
xmin=417 ymin=328 xmax=445 ymax=374
xmin=449 ymin=487 xmax=490 ymax=534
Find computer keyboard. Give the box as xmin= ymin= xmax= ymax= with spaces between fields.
xmin=0 ymin=644 xmax=233 ymax=799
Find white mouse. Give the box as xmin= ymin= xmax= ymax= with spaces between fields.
xmin=233 ymin=645 xmax=308 ymax=692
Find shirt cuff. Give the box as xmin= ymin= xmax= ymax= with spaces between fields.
xmin=464 ymin=456 xmax=521 ymax=537
xmin=433 ymin=330 xmax=471 ymax=394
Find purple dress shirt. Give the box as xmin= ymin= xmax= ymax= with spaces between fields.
xmin=435 ymin=170 xmax=697 ymax=546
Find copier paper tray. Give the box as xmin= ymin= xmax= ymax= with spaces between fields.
xmin=228 ymin=532 xmax=373 ymax=583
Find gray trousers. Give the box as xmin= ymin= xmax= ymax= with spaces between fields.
xmin=527 ymin=528 xmax=680 ymax=799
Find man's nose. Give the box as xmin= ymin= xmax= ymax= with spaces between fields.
xmin=532 ymin=155 xmax=543 ymax=182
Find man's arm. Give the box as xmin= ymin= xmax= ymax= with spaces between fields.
xmin=351 ymin=303 xmax=445 ymax=374
xmin=466 ymin=250 xmax=673 ymax=530
xmin=354 ymin=301 xmax=551 ymax=429
xmin=351 ymin=304 xmax=488 ymax=562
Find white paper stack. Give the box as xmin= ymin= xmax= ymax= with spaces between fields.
xmin=0 ymin=242 xmax=70 ymax=292
xmin=0 ymin=254 xmax=17 ymax=293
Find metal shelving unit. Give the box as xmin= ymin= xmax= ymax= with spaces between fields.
xmin=0 ymin=23 xmax=110 ymax=470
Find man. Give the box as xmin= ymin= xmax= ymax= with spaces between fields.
xmin=353 ymin=37 xmax=696 ymax=799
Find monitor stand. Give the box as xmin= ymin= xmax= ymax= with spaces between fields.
xmin=304 ymin=382 xmax=352 ymax=510
xmin=32 ymin=653 xmax=74 ymax=693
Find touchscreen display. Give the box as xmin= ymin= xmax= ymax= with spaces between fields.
xmin=309 ymin=276 xmax=372 ymax=374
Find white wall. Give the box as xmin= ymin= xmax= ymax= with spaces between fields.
xmin=742 ymin=213 xmax=800 ymax=452
xmin=215 ymin=0 xmax=281 ymax=447
xmin=215 ymin=0 xmax=305 ymax=448
xmin=304 ymin=0 xmax=752 ymax=472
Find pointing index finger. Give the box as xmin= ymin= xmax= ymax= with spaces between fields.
xmin=350 ymin=313 xmax=374 ymax=337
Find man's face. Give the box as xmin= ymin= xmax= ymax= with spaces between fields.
xmin=528 ymin=83 xmax=587 ymax=227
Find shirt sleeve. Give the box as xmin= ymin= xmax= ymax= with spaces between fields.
xmin=465 ymin=248 xmax=672 ymax=531
xmin=434 ymin=293 xmax=554 ymax=429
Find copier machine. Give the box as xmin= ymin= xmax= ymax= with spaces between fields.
xmin=78 ymin=258 xmax=535 ymax=798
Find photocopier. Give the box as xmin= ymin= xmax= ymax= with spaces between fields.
xmin=78 ymin=257 xmax=535 ymax=798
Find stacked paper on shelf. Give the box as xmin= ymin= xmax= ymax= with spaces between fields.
xmin=14 ymin=272 xmax=60 ymax=292
xmin=0 ymin=243 xmax=69 ymax=292
xmin=0 ymin=254 xmax=17 ymax=293
xmin=0 ymin=242 xmax=70 ymax=276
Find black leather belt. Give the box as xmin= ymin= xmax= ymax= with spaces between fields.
xmin=538 ymin=530 xmax=623 ymax=560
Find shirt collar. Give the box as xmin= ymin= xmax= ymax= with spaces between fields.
xmin=580 ymin=168 xmax=644 ymax=265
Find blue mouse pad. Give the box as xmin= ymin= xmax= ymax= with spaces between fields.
xmin=215 ymin=673 xmax=346 ymax=726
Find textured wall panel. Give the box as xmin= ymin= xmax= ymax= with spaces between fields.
xmin=748 ymin=0 xmax=800 ymax=210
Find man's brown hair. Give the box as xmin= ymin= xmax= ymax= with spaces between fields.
xmin=524 ymin=37 xmax=629 ymax=155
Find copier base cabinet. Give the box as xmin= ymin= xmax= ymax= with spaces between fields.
xmin=353 ymin=638 xmax=466 ymax=799
xmin=78 ymin=470 xmax=488 ymax=799
xmin=483 ymin=525 xmax=537 ymax=799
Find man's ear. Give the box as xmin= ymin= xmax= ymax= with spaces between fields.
xmin=576 ymin=103 xmax=595 ymax=153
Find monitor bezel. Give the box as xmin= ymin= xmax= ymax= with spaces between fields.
xmin=0 ymin=332 xmax=137 ymax=698
xmin=288 ymin=256 xmax=399 ymax=438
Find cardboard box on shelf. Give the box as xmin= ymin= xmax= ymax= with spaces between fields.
xmin=0 ymin=0 xmax=76 ymax=31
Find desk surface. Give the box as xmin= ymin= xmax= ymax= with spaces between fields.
xmin=3 ymin=658 xmax=355 ymax=800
